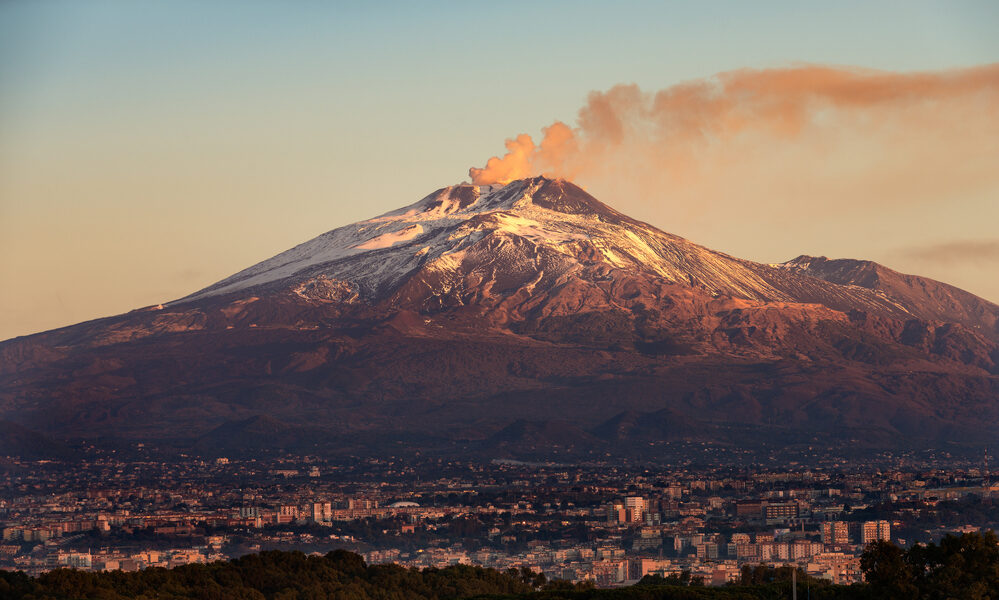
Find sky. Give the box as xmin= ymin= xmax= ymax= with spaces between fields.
xmin=1 ymin=1 xmax=998 ymax=341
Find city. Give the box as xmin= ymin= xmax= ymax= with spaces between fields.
xmin=3 ymin=447 xmax=996 ymax=587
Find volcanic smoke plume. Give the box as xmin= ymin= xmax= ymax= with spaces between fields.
xmin=468 ymin=64 xmax=999 ymax=187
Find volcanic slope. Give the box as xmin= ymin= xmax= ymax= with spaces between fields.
xmin=2 ymin=177 xmax=998 ymax=457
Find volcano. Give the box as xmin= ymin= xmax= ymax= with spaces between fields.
xmin=2 ymin=177 xmax=998 ymax=458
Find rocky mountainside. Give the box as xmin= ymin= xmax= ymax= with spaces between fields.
xmin=2 ymin=177 xmax=997 ymax=458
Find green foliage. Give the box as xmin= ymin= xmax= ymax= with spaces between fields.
xmin=6 ymin=536 xmax=998 ymax=600
xmin=0 ymin=570 xmax=34 ymax=597
xmin=859 ymin=540 xmax=917 ymax=598
xmin=737 ymin=564 xmax=827 ymax=588
xmin=541 ymin=579 xmax=594 ymax=592
xmin=635 ymin=572 xmax=703 ymax=587
xmin=861 ymin=531 xmax=999 ymax=600
xmin=0 ymin=550 xmax=533 ymax=600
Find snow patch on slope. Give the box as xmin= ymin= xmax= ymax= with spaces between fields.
xmin=490 ymin=213 xmax=588 ymax=244
xmin=354 ymin=224 xmax=424 ymax=249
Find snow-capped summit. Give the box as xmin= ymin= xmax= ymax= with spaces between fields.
xmin=179 ymin=177 xmax=624 ymax=302
xmin=180 ymin=177 xmax=920 ymax=323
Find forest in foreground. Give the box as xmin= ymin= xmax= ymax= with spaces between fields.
xmin=2 ymin=533 xmax=998 ymax=600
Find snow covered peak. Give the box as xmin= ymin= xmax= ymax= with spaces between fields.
xmin=178 ymin=177 xmax=905 ymax=315
xmin=369 ymin=177 xmax=631 ymax=225
xmin=179 ymin=176 xmax=775 ymax=305
xmin=177 ymin=178 xmax=550 ymax=302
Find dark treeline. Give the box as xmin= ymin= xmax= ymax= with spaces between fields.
xmin=862 ymin=530 xmax=999 ymax=598
xmin=0 ymin=550 xmax=562 ymax=600
xmin=2 ymin=533 xmax=999 ymax=600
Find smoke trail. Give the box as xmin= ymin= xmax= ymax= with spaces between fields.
xmin=469 ymin=64 xmax=999 ymax=186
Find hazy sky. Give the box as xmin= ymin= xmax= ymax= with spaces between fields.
xmin=2 ymin=1 xmax=998 ymax=340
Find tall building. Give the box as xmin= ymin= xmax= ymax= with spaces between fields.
xmin=736 ymin=500 xmax=764 ymax=518
xmin=239 ymin=506 xmax=260 ymax=519
xmin=608 ymin=502 xmax=627 ymax=524
xmin=628 ymin=558 xmax=663 ymax=580
xmin=311 ymin=502 xmax=332 ymax=524
xmin=861 ymin=520 xmax=891 ymax=544
xmin=764 ymin=501 xmax=799 ymax=522
xmin=821 ymin=521 xmax=850 ymax=545
xmin=696 ymin=542 xmax=719 ymax=560
xmin=624 ymin=496 xmax=646 ymax=523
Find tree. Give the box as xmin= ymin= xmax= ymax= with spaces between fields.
xmin=913 ymin=531 xmax=999 ymax=599
xmin=863 ymin=531 xmax=999 ymax=600
xmin=860 ymin=540 xmax=918 ymax=598
xmin=326 ymin=549 xmax=368 ymax=577
xmin=635 ymin=570 xmax=702 ymax=587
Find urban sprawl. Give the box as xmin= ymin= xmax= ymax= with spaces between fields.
xmin=2 ymin=447 xmax=997 ymax=587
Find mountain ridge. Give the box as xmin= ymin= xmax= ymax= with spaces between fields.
xmin=171 ymin=177 xmax=998 ymax=339
xmin=1 ymin=177 xmax=997 ymax=458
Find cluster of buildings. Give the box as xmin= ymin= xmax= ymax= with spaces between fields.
xmin=353 ymin=494 xmax=890 ymax=586
xmin=1 ymin=448 xmax=995 ymax=585
xmin=0 ymin=546 xmax=224 ymax=575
